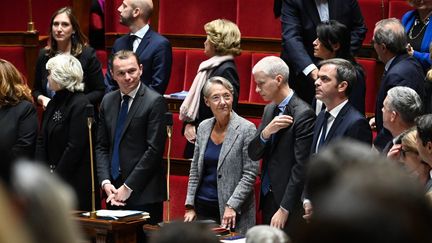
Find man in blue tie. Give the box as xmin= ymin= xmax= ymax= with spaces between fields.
xmin=96 ymin=50 xmax=167 ymax=224
xmin=248 ymin=56 xmax=315 ymax=238
xmin=303 ymin=58 xmax=372 ymax=222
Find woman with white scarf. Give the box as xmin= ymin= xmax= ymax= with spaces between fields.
xmin=180 ymin=19 xmax=241 ymax=158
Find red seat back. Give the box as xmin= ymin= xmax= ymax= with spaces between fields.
xmin=388 ymin=1 xmax=414 ymax=19
xmin=164 ymin=175 xmax=189 ymax=220
xmin=356 ymin=58 xmax=378 ymax=114
xmin=166 ymin=49 xmax=186 ymax=94
xmin=105 ymin=0 xmax=129 ymax=33
xmin=236 ymin=0 xmax=281 ymax=39
xmin=0 ymin=47 xmax=28 ymax=79
xmin=158 ymin=0 xmax=237 ymax=35
xmin=234 ymin=51 xmax=252 ymax=102
xmin=95 ymin=49 xmax=108 ymax=75
xmin=358 ymin=0 xmax=389 ymax=45
xmin=183 ymin=50 xmax=208 ymax=91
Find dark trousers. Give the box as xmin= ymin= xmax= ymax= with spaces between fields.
xmin=261 ymin=191 xmax=305 ymax=241
xmin=195 ymin=197 xmax=221 ymax=224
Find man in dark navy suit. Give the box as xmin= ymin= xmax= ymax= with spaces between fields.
xmin=303 ymin=58 xmax=371 ymax=222
xmin=105 ymin=0 xmax=172 ymax=94
xmin=370 ymin=18 xmax=425 ymax=151
xmin=280 ymin=0 xmax=366 ymax=104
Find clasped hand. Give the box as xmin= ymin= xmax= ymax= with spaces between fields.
xmin=104 ymin=184 xmax=132 ymax=206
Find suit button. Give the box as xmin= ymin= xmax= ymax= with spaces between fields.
xmin=218 ymin=174 xmax=222 ymax=178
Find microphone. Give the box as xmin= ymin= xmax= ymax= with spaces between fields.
xmin=85 ymin=104 xmax=97 ymax=218
xmin=164 ymin=112 xmax=173 ymax=222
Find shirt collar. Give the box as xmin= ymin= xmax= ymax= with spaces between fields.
xmin=131 ymin=24 xmax=149 ymax=40
xmin=121 ymin=82 xmax=141 ymax=100
xmin=385 ymin=56 xmax=396 ymax=72
xmin=278 ymin=89 xmax=294 ymax=111
xmin=326 ymin=99 xmax=348 ymax=119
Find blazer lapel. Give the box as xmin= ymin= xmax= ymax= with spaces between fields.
xmin=311 ymin=110 xmax=326 ymax=151
xmin=197 ymin=118 xmax=213 ymax=174
xmin=135 ymin=29 xmax=152 ymax=56
xmin=328 ymin=0 xmax=339 ymax=20
xmin=218 ymin=113 xmax=240 ymax=171
xmin=306 ymin=0 xmax=322 ymax=26
xmin=118 ymin=85 xmax=145 ymax=140
xmin=325 ymin=102 xmax=350 ymax=142
xmin=110 ymin=92 xmax=121 ymax=144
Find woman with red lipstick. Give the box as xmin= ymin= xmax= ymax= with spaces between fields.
xmin=33 ymin=7 xmax=105 ymax=110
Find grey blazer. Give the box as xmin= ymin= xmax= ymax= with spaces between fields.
xmin=185 ymin=112 xmax=259 ymax=234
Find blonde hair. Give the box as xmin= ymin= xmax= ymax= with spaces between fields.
xmin=46 ymin=54 xmax=84 ymax=92
xmin=401 ymin=128 xmax=419 ymax=154
xmin=0 ymin=59 xmax=33 ymax=107
xmin=204 ymin=19 xmax=241 ymax=56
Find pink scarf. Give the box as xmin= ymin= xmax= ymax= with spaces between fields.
xmin=179 ymin=55 xmax=234 ymax=121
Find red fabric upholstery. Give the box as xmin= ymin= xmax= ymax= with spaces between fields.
xmin=358 ymin=0 xmax=389 ymax=45
xmin=236 ymin=0 xmax=281 ymax=39
xmin=183 ymin=50 xmax=207 ymax=91
xmin=388 ymin=1 xmax=413 ymax=19
xmin=0 ymin=0 xmax=70 ymax=35
xmin=164 ymin=113 xmax=188 ymax=159
xmin=166 ymin=49 xmax=186 ymax=94
xmin=245 ymin=117 xmax=262 ymax=129
xmin=95 ymin=49 xmax=108 ymax=75
xmin=356 ymin=58 xmax=378 ymax=114
xmin=234 ymin=51 xmax=252 ymax=102
xmin=158 ymin=0 xmax=237 ymax=35
xmin=105 ymin=0 xmax=129 ymax=33
xmin=0 ymin=47 xmax=28 ymax=79
xmin=164 ymin=175 xmax=188 ymax=221
xmin=248 ymin=53 xmax=278 ymax=104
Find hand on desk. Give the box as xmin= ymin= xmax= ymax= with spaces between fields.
xmin=104 ymin=183 xmax=132 ymax=206
xmin=221 ymin=206 xmax=236 ymax=229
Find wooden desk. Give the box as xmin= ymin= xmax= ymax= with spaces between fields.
xmin=76 ymin=215 xmax=147 ymax=243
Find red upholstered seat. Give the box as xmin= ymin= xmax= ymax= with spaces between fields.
xmin=248 ymin=53 xmax=278 ymax=104
xmin=0 ymin=47 xmax=28 ymax=79
xmin=0 ymin=0 xmax=71 ymax=35
xmin=356 ymin=58 xmax=378 ymax=115
xmin=105 ymin=0 xmax=129 ymax=33
xmin=358 ymin=0 xmax=389 ymax=45
xmin=236 ymin=0 xmax=281 ymax=39
xmin=164 ymin=175 xmax=189 ymax=220
xmin=95 ymin=49 xmax=108 ymax=75
xmin=234 ymin=51 xmax=252 ymax=102
xmin=166 ymin=49 xmax=186 ymax=94
xmin=183 ymin=50 xmax=208 ymax=91
xmin=158 ymin=0 xmax=237 ymax=35
xmin=388 ymin=1 xmax=414 ymax=19
xmin=164 ymin=113 xmax=188 ymax=159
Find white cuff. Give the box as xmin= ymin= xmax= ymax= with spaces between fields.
xmin=101 ymin=179 xmax=111 ymax=188
xmin=303 ymin=64 xmax=318 ymax=76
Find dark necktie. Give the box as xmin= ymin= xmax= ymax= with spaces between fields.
xmin=317 ymin=111 xmax=331 ymax=152
xmin=261 ymin=105 xmax=283 ymax=196
xmin=111 ymin=95 xmax=130 ymax=180
xmin=128 ymin=34 xmax=137 ymax=51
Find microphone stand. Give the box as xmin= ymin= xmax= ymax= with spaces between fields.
xmin=87 ymin=105 xmax=97 ymax=219
xmin=165 ymin=112 xmax=173 ymax=222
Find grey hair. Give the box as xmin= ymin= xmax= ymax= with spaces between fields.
xmin=252 ymin=56 xmax=290 ymax=84
xmin=46 ymin=54 xmax=84 ymax=92
xmin=202 ymin=76 xmax=234 ymax=98
xmin=246 ymin=225 xmax=290 ymax=243
xmin=387 ymin=86 xmax=423 ymax=124
xmin=374 ymin=18 xmax=407 ymax=55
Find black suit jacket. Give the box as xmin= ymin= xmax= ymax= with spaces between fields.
xmin=0 ymin=100 xmax=38 ymax=182
xmin=248 ymin=93 xmax=316 ymax=212
xmin=374 ymin=54 xmax=425 ymax=150
xmin=33 ymin=47 xmax=105 ymax=106
xmin=105 ymin=28 xmax=173 ymax=94
xmin=96 ymin=84 xmax=167 ymax=206
xmin=35 ymin=90 xmax=93 ymax=210
xmin=311 ymin=102 xmax=372 ymax=154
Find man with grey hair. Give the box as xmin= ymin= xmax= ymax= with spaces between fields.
xmin=382 ymin=86 xmax=423 ymax=154
xmin=248 ymin=56 xmax=315 ymax=238
xmin=105 ymin=0 xmax=172 ymax=94
xmin=370 ymin=18 xmax=425 ymax=151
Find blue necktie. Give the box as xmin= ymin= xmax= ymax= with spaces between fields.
xmin=111 ymin=95 xmax=130 ymax=180
xmin=317 ymin=111 xmax=331 ymax=152
xmin=261 ymin=105 xmax=282 ymax=196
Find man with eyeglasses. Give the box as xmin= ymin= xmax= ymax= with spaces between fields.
xmin=369 ymin=18 xmax=425 ymax=151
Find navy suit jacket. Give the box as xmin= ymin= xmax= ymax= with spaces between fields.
xmin=280 ymin=0 xmax=366 ymax=77
xmin=374 ymin=54 xmax=425 ymax=150
xmin=105 ymin=28 xmax=172 ymax=94
xmin=311 ymin=102 xmax=372 ymax=154
xmin=96 ymin=84 xmax=168 ymax=206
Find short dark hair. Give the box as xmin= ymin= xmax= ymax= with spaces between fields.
xmin=109 ymin=50 xmax=141 ymax=71
xmin=316 ymin=20 xmax=352 ymax=60
xmin=415 ymin=114 xmax=432 ymax=146
xmin=318 ymin=58 xmax=357 ymax=96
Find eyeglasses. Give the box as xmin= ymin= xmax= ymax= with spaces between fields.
xmin=209 ymin=93 xmax=232 ymax=103
xmin=400 ymin=148 xmax=419 ymax=157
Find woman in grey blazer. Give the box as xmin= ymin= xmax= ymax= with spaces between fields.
xmin=184 ymin=76 xmax=259 ymax=234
